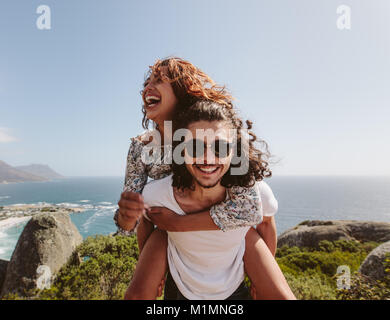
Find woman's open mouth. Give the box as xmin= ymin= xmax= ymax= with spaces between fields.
xmin=145 ymin=95 xmax=161 ymax=108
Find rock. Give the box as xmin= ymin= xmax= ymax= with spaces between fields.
xmin=1 ymin=212 xmax=82 ymax=297
xmin=277 ymin=220 xmax=390 ymax=248
xmin=359 ymin=240 xmax=390 ymax=281
xmin=0 ymin=259 xmax=8 ymax=291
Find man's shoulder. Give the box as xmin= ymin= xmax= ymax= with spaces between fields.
xmin=142 ymin=175 xmax=173 ymax=198
xmin=142 ymin=175 xmax=177 ymax=209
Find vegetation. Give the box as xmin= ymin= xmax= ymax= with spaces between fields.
xmin=38 ymin=235 xmax=139 ymax=300
xmin=3 ymin=236 xmax=388 ymax=300
xmin=336 ymin=253 xmax=390 ymax=300
xmin=275 ymin=240 xmax=390 ymax=300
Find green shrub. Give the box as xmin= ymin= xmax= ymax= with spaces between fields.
xmin=38 ymin=235 xmax=139 ymax=300
xmin=276 ymin=240 xmax=383 ymax=300
xmin=337 ymin=254 xmax=390 ymax=300
xmin=284 ymin=272 xmax=337 ymax=300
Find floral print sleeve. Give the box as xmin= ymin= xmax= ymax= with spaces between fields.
xmin=123 ymin=133 xmax=171 ymax=193
xmin=210 ymin=184 xmax=262 ymax=232
xmin=123 ymin=137 xmax=149 ymax=193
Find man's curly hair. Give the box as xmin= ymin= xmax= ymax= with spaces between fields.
xmin=141 ymin=57 xmax=233 ymax=129
xmin=171 ymin=100 xmax=272 ymax=191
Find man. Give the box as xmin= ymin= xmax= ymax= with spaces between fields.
xmin=124 ymin=100 xmax=295 ymax=300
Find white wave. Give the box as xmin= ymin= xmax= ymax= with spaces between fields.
xmin=79 ymin=200 xmax=90 ymax=203
xmin=0 ymin=216 xmax=31 ymax=229
xmin=94 ymin=205 xmax=117 ymax=210
xmin=80 ymin=204 xmax=94 ymax=210
xmin=81 ymin=207 xmax=116 ymax=232
xmin=56 ymin=202 xmax=81 ymax=208
xmin=0 ymin=248 xmax=5 ymax=255
xmin=0 ymin=196 xmax=10 ymax=200
xmin=36 ymin=202 xmax=52 ymax=206
xmin=0 ymin=230 xmax=7 ymax=238
xmin=98 ymin=201 xmax=112 ymax=205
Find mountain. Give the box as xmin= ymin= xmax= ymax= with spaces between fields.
xmin=0 ymin=160 xmax=48 ymax=183
xmin=15 ymin=164 xmax=64 ymax=180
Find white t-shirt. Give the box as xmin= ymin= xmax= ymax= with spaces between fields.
xmin=142 ymin=175 xmax=278 ymax=300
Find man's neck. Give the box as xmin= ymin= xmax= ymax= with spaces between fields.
xmin=173 ymin=181 xmax=226 ymax=213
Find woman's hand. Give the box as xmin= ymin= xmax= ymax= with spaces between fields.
xmin=117 ymin=191 xmax=149 ymax=230
xmin=147 ymin=207 xmax=179 ymax=231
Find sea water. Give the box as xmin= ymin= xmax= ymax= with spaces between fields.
xmin=0 ymin=176 xmax=389 ymax=260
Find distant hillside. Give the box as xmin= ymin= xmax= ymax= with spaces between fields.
xmin=0 ymin=160 xmax=47 ymax=184
xmin=15 ymin=164 xmax=64 ymax=180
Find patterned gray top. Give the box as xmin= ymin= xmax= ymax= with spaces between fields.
xmin=123 ymin=132 xmax=262 ymax=231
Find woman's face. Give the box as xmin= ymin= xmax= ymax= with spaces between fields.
xmin=142 ymin=66 xmax=178 ymax=124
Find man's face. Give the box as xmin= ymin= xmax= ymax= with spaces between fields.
xmin=184 ymin=120 xmax=234 ymax=189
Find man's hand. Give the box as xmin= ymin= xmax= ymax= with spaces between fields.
xmin=147 ymin=207 xmax=179 ymax=231
xmin=117 ymin=191 xmax=149 ymax=231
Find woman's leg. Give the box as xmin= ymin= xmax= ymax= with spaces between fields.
xmin=244 ymin=228 xmax=296 ymax=300
xmin=124 ymin=229 xmax=168 ymax=300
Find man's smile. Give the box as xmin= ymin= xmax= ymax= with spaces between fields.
xmin=193 ymin=164 xmax=222 ymax=176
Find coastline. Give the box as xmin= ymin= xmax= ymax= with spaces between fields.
xmin=0 ymin=204 xmax=86 ymax=229
xmin=0 ymin=216 xmax=31 ymax=229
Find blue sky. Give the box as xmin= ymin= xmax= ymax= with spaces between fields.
xmin=0 ymin=0 xmax=389 ymax=176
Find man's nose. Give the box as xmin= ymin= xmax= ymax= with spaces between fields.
xmin=203 ymin=146 xmax=216 ymax=164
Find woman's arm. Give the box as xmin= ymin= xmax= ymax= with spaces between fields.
xmin=147 ymin=184 xmax=262 ymax=232
xmin=209 ymin=185 xmax=262 ymax=232
xmin=147 ymin=207 xmax=219 ymax=232
xmin=116 ymin=138 xmax=149 ymax=232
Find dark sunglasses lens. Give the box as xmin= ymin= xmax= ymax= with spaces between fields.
xmin=213 ymin=140 xmax=232 ymax=158
xmin=186 ymin=139 xmax=205 ymax=158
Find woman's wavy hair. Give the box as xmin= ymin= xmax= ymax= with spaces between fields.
xmin=141 ymin=57 xmax=233 ymax=129
xmin=171 ymin=100 xmax=272 ymax=191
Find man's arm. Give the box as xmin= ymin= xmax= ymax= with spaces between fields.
xmin=256 ymin=216 xmax=277 ymax=256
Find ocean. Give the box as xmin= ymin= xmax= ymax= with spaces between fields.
xmin=0 ymin=176 xmax=389 ymax=261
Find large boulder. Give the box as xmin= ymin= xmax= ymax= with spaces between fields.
xmin=359 ymin=240 xmax=390 ymax=281
xmin=277 ymin=220 xmax=390 ymax=248
xmin=0 ymin=259 xmax=8 ymax=291
xmin=1 ymin=212 xmax=82 ymax=297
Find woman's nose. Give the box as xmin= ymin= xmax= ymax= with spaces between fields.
xmin=145 ymin=82 xmax=153 ymax=91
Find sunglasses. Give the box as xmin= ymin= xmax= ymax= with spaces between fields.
xmin=184 ymin=139 xmax=234 ymax=159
